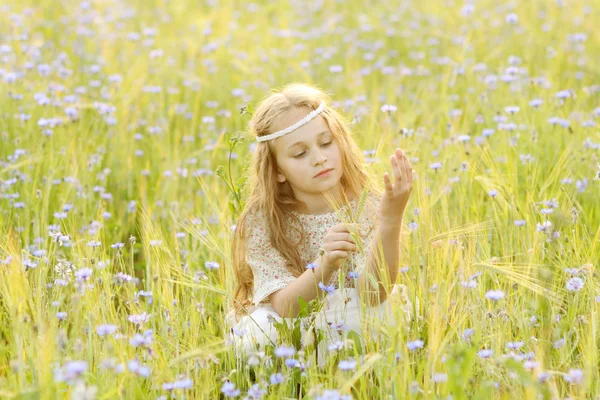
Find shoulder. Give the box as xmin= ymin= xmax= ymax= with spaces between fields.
xmin=244 ymin=207 xmax=267 ymax=230
xmin=241 ymin=208 xmax=271 ymax=243
xmin=244 ymin=207 xmax=301 ymax=240
xmin=358 ymin=188 xmax=382 ymax=213
xmin=366 ymin=189 xmax=382 ymax=203
xmin=353 ymin=189 xmax=381 ymax=229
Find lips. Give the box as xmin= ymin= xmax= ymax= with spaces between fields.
xmin=314 ymin=168 xmax=333 ymax=178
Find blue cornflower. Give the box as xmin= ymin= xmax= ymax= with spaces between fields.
xmin=221 ymin=381 xmax=240 ymax=397
xmin=555 ymin=89 xmax=573 ymax=99
xmin=318 ymin=282 xmax=335 ymax=295
xmin=285 ymin=358 xmax=300 ymax=368
xmin=564 ymin=369 xmax=584 ymax=384
xmin=430 ymin=162 xmax=442 ymax=172
xmin=274 ymin=345 xmax=295 ymax=358
xmin=205 ymin=261 xmax=220 ymax=269
xmin=269 ymin=372 xmax=284 ymax=385
xmin=506 ymin=341 xmax=524 ymax=349
xmin=536 ymin=221 xmax=552 ymax=232
xmin=566 ymin=277 xmax=584 ymax=292
xmin=485 ymin=290 xmax=505 ymax=300
xmin=478 ymin=349 xmax=493 ymax=358
xmin=338 ymin=359 xmax=357 ymax=371
xmin=529 ymin=99 xmax=543 ymax=108
xmin=96 ymin=324 xmax=118 ymax=336
xmin=347 ymin=271 xmax=359 ymax=279
xmin=381 ymin=104 xmax=397 ymax=113
xmin=306 ymin=262 xmax=317 ymax=270
xmin=316 ymin=389 xmax=352 ymax=400
xmin=407 ymin=339 xmax=424 ymax=351
xmin=247 ymin=384 xmax=267 ymax=399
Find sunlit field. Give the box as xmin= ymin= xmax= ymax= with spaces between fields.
xmin=1 ymin=0 xmax=599 ymax=398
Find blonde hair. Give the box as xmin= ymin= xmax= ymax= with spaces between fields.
xmin=231 ymin=82 xmax=383 ymax=317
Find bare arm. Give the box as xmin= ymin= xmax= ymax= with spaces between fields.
xmin=358 ymin=147 xmax=413 ymax=306
xmin=269 ymin=255 xmax=336 ymax=318
xmin=358 ymin=216 xmax=402 ymax=306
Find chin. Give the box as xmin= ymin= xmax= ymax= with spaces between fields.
xmin=321 ymin=178 xmax=341 ymax=190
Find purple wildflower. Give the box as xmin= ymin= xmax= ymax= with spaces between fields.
xmin=221 ymin=381 xmax=241 ymax=397
xmin=485 ymin=290 xmax=505 ymax=300
xmin=274 ymin=345 xmax=295 ymax=358
xmin=407 ymin=339 xmax=424 ymax=351
xmin=205 ymin=261 xmax=220 ymax=269
xmin=338 ymin=359 xmax=357 ymax=371
xmin=566 ymin=277 xmax=584 ymax=292
xmin=478 ymin=349 xmax=493 ymax=358
xmin=96 ymin=324 xmax=118 ymax=336
xmin=318 ymin=281 xmax=335 ymax=295
xmin=269 ymin=373 xmax=284 ymax=385
xmin=247 ymin=384 xmax=267 ymax=399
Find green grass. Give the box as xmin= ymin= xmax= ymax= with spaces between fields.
xmin=0 ymin=0 xmax=599 ymax=398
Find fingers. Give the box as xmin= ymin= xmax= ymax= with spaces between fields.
xmin=403 ymin=159 xmax=412 ymax=184
xmin=323 ymin=241 xmax=357 ymax=256
xmin=391 ymin=148 xmax=413 ymax=185
xmin=332 ymin=223 xmax=364 ymax=235
xmin=383 ymin=171 xmax=392 ymax=192
xmin=334 ymin=241 xmax=358 ymax=252
xmin=345 ymin=224 xmax=365 ymax=236
xmin=400 ymin=151 xmax=413 ymax=183
xmin=390 ymin=154 xmax=402 ymax=185
xmin=326 ymin=224 xmax=365 ymax=253
xmin=327 ymin=250 xmax=352 ymax=261
xmin=329 ymin=232 xmax=361 ymax=243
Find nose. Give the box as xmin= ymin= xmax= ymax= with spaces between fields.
xmin=312 ymin=150 xmax=328 ymax=166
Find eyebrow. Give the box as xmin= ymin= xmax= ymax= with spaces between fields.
xmin=287 ymin=131 xmax=330 ymax=150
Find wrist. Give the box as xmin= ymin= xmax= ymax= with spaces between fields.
xmin=378 ymin=216 xmax=403 ymax=231
xmin=316 ymin=253 xmax=342 ymax=276
xmin=321 ymin=256 xmax=339 ymax=274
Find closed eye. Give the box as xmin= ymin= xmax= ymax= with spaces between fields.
xmin=293 ymin=141 xmax=332 ymax=158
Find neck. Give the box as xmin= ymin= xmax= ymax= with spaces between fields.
xmin=294 ymin=188 xmax=357 ymax=215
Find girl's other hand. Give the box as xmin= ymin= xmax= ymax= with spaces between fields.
xmin=379 ymin=148 xmax=414 ymax=223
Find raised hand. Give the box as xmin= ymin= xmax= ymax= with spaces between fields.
xmin=379 ymin=148 xmax=414 ymax=223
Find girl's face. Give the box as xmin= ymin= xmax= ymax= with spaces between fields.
xmin=269 ymin=112 xmax=344 ymax=211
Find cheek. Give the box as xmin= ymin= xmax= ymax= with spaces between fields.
xmin=330 ymin=144 xmax=342 ymax=162
xmin=291 ymin=158 xmax=307 ymax=168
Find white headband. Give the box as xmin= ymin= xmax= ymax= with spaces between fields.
xmin=256 ymin=101 xmax=326 ymax=143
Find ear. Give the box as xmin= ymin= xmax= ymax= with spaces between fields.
xmin=276 ymin=171 xmax=286 ymax=183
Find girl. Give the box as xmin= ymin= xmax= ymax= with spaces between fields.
xmin=226 ymin=83 xmax=415 ymax=365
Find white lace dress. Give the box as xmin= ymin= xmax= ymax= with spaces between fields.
xmin=226 ymin=192 xmax=413 ymax=365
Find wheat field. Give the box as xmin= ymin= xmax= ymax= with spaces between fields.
xmin=0 ymin=0 xmax=599 ymax=399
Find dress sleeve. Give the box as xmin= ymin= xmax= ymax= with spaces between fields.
xmin=245 ymin=210 xmax=296 ymax=306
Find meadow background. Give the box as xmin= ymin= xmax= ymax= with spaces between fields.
xmin=1 ymin=0 xmax=599 ymax=398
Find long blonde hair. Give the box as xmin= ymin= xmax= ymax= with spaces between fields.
xmin=231 ymin=82 xmax=383 ymax=317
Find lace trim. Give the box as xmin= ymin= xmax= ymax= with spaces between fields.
xmin=253 ymin=278 xmax=295 ymax=307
